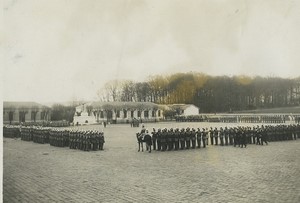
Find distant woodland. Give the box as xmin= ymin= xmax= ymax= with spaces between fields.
xmin=97 ymin=72 xmax=300 ymax=113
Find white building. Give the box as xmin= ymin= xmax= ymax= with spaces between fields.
xmin=168 ymin=104 xmax=200 ymax=116
xmin=73 ymin=101 xmax=165 ymax=125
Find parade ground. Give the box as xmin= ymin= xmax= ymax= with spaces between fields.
xmin=3 ymin=122 xmax=300 ymax=203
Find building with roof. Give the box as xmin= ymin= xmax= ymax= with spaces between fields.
xmin=3 ymin=101 xmax=51 ymax=124
xmin=73 ymin=101 xmax=165 ymax=125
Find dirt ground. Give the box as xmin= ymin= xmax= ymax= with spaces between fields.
xmin=3 ymin=122 xmax=300 ymax=203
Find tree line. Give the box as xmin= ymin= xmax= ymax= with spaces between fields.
xmin=97 ymin=72 xmax=300 ymax=113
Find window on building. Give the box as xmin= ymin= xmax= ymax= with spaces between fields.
xmin=131 ymin=111 xmax=134 ymax=118
xmin=158 ymin=110 xmax=161 ymax=117
xmin=144 ymin=110 xmax=149 ymax=118
xmin=152 ymin=110 xmax=155 ymax=117
xmin=100 ymin=111 xmax=104 ymax=118
xmin=138 ymin=111 xmax=141 ymax=118
xmin=116 ymin=110 xmax=120 ymax=118
xmin=123 ymin=110 xmax=127 ymax=118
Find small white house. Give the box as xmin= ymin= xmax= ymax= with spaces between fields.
xmin=168 ymin=104 xmax=200 ymax=116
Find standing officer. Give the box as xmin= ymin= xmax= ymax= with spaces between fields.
xmin=229 ymin=127 xmax=234 ymax=145
xmin=202 ymin=128 xmax=207 ymax=148
xmin=152 ymin=128 xmax=157 ymax=150
xmin=174 ymin=128 xmax=180 ymax=150
xmin=99 ymin=131 xmax=105 ymax=150
xmin=191 ymin=128 xmax=196 ymax=149
xmin=209 ymin=127 xmax=214 ymax=145
xmin=167 ymin=128 xmax=173 ymax=151
xmin=185 ymin=127 xmax=191 ymax=149
xmin=157 ymin=129 xmax=161 ymax=151
xmin=224 ymin=127 xmax=229 ymax=145
xmin=261 ymin=126 xmax=268 ymax=145
xmin=214 ymin=127 xmax=219 ymax=145
xmin=196 ymin=128 xmax=202 ymax=148
xmin=219 ymin=127 xmax=224 ymax=146
xmin=240 ymin=129 xmax=247 ymax=148
xmin=160 ymin=129 xmax=166 ymax=151
xmin=180 ymin=128 xmax=185 ymax=150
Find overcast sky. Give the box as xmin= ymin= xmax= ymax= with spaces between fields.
xmin=3 ymin=0 xmax=300 ymax=103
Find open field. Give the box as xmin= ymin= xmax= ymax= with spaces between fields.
xmin=3 ymin=122 xmax=300 ymax=203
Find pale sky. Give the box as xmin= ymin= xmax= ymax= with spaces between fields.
xmin=3 ymin=0 xmax=300 ymax=103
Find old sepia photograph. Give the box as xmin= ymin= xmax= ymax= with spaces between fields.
xmin=2 ymin=0 xmax=300 ymax=202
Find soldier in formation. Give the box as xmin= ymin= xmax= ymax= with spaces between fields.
xmin=4 ymin=125 xmax=105 ymax=152
xmin=32 ymin=126 xmax=49 ymax=144
xmin=150 ymin=124 xmax=300 ymax=151
xmin=3 ymin=125 xmax=21 ymax=138
xmin=20 ymin=126 xmax=33 ymax=141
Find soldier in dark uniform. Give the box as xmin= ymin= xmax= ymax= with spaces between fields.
xmin=185 ymin=128 xmax=191 ymax=149
xmin=233 ymin=128 xmax=238 ymax=147
xmin=191 ymin=128 xmax=196 ymax=149
xmin=180 ymin=128 xmax=185 ymax=150
xmin=240 ymin=128 xmax=247 ymax=148
xmin=167 ymin=128 xmax=173 ymax=151
xmin=160 ymin=129 xmax=167 ymax=151
xmin=256 ymin=127 xmax=261 ymax=145
xmin=156 ymin=129 xmax=161 ymax=151
xmin=196 ymin=128 xmax=201 ymax=148
xmin=219 ymin=127 xmax=224 ymax=146
xmin=214 ymin=127 xmax=219 ymax=145
xmin=99 ymin=131 xmax=105 ymax=150
xmin=261 ymin=126 xmax=268 ymax=145
xmin=209 ymin=127 xmax=214 ymax=145
xmin=202 ymin=128 xmax=207 ymax=148
xmin=229 ymin=127 xmax=234 ymax=145
xmin=151 ymin=128 xmax=157 ymax=150
xmin=224 ymin=127 xmax=229 ymax=146
xmin=174 ymin=128 xmax=180 ymax=150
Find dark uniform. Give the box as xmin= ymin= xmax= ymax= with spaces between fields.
xmin=191 ymin=128 xmax=196 ymax=149
xmin=214 ymin=127 xmax=219 ymax=145
xmin=209 ymin=127 xmax=214 ymax=145
xmin=157 ymin=129 xmax=161 ymax=151
xmin=180 ymin=128 xmax=185 ymax=150
xmin=174 ymin=128 xmax=180 ymax=150
xmin=152 ymin=128 xmax=157 ymax=150
xmin=202 ymin=128 xmax=207 ymax=148
xmin=196 ymin=128 xmax=201 ymax=148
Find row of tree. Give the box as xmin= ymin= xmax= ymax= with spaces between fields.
xmin=97 ymin=72 xmax=300 ymax=113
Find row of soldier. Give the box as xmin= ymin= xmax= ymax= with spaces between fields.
xmin=3 ymin=125 xmax=105 ymax=152
xmin=149 ymin=124 xmax=299 ymax=151
xmin=3 ymin=125 xmax=21 ymax=138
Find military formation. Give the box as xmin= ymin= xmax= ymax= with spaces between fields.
xmin=150 ymin=124 xmax=299 ymax=151
xmin=68 ymin=129 xmax=105 ymax=151
xmin=3 ymin=125 xmax=21 ymax=138
xmin=3 ymin=125 xmax=105 ymax=152
xmin=176 ymin=115 xmax=287 ymax=123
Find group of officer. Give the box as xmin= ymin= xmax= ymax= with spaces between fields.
xmin=151 ymin=127 xmax=207 ymax=151
xmin=149 ymin=124 xmax=299 ymax=151
xmin=68 ymin=130 xmax=105 ymax=151
xmin=3 ymin=125 xmax=21 ymax=138
xmin=48 ymin=128 xmax=105 ymax=151
xmin=3 ymin=125 xmax=105 ymax=152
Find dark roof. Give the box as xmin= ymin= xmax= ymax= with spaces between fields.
xmin=86 ymin=101 xmax=162 ymax=110
xmin=3 ymin=101 xmax=50 ymax=109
